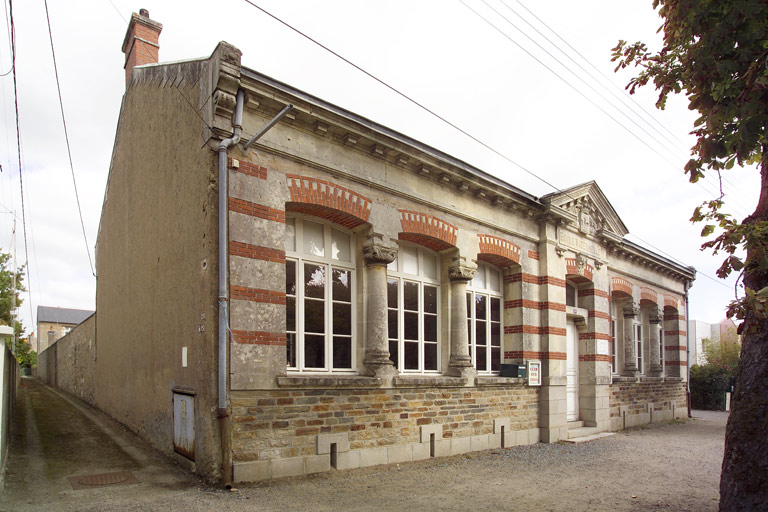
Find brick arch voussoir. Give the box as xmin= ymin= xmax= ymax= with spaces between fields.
xmin=286 ymin=175 xmax=372 ymax=229
xmin=477 ymin=234 xmax=521 ymax=268
xmin=398 ymin=209 xmax=457 ymax=252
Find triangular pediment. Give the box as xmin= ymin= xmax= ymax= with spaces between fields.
xmin=540 ymin=181 xmax=628 ymax=240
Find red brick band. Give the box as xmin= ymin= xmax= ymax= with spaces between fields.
xmin=588 ymin=310 xmax=612 ymax=320
xmin=229 ymin=197 xmax=285 ymax=223
xmin=231 ymin=330 xmax=286 ymax=346
xmin=504 ymin=350 xmax=566 ymax=360
xmin=664 ymin=314 xmax=686 ymax=321
xmin=579 ymin=289 xmax=610 ymax=299
xmin=664 ymin=345 xmax=687 ymax=351
xmin=287 ymin=175 xmax=372 ymax=224
xmin=230 ymin=159 xmax=268 ymax=180
xmin=665 ymin=360 xmax=687 ymax=366
xmin=504 ymin=325 xmax=566 ymax=336
xmin=664 ymin=330 xmax=687 ymax=336
xmin=579 ymin=354 xmax=612 ymax=362
xmin=579 ymin=332 xmax=612 ymax=341
xmin=504 ymin=273 xmax=566 ymax=288
xmin=504 ymin=299 xmax=566 ymax=312
xmin=230 ymin=286 xmax=286 ymax=305
xmin=229 ymin=241 xmax=285 ymax=263
xmin=528 ymin=250 xmax=539 ymax=260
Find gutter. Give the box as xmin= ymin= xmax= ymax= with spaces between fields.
xmin=217 ymin=88 xmax=244 ymax=489
xmin=684 ymin=279 xmax=692 ymax=418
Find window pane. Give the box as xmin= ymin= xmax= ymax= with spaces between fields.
xmin=333 ymin=336 xmax=351 ymax=369
xmin=404 ymin=281 xmax=419 ymax=311
xmin=331 ymin=228 xmax=350 ymax=262
xmin=402 ymin=245 xmax=418 ymax=275
xmin=475 ymin=295 xmax=487 ymax=320
xmin=304 ymin=264 xmax=326 ymax=298
xmin=424 ymin=343 xmax=438 ymax=371
xmin=388 ymin=310 xmax=398 ymax=340
xmin=404 ymin=342 xmax=419 ymax=370
xmin=471 ymin=265 xmax=485 ymax=289
xmin=476 ymin=321 xmax=487 ymax=346
xmin=333 ymin=303 xmax=351 ymax=335
xmin=491 ymin=347 xmax=500 ymax=372
xmin=489 ymin=267 xmax=501 ymax=292
xmin=304 ymin=299 xmax=325 ymax=333
xmin=466 ymin=292 xmax=472 ymax=318
xmin=566 ymin=283 xmax=576 ymax=307
xmin=303 ymin=220 xmax=325 ymax=257
xmin=491 ymin=321 xmax=500 ymax=347
xmin=332 ymin=269 xmax=351 ymax=302
xmin=424 ymin=285 xmax=437 ymax=314
xmin=285 ymin=218 xmax=296 ymax=252
xmin=490 ymin=297 xmax=500 ymax=322
xmin=476 ymin=344 xmax=487 ymax=371
xmin=404 ymin=312 xmax=418 ymax=340
xmin=304 ymin=335 xmax=325 ymax=368
xmin=286 ymin=297 xmax=296 ymax=332
xmin=387 ymin=278 xmax=398 ymax=307
xmin=423 ymin=252 xmax=437 ymax=279
xmin=387 ymin=256 xmax=398 ymax=272
xmin=286 ymin=333 xmax=296 ymax=367
xmin=286 ymin=260 xmax=296 ymax=295
xmin=389 ymin=340 xmax=399 ymax=369
xmin=424 ymin=314 xmax=437 ymax=342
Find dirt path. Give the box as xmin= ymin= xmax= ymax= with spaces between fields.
xmin=1 ymin=378 xmax=726 ymax=511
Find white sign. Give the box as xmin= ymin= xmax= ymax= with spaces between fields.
xmin=528 ymin=360 xmax=541 ymax=386
xmin=597 ymin=340 xmax=610 ymax=356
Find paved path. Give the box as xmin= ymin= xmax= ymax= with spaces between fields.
xmin=1 ymin=378 xmax=727 ymax=511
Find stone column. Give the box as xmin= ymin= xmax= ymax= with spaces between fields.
xmin=446 ymin=257 xmax=477 ymax=379
xmin=362 ymin=233 xmax=398 ymax=378
xmin=622 ymin=301 xmax=639 ymax=377
xmin=648 ymin=308 xmax=663 ymax=376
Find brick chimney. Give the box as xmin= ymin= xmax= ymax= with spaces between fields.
xmin=121 ymin=8 xmax=163 ymax=88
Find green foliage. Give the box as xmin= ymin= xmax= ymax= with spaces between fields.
xmin=703 ymin=337 xmax=741 ymax=373
xmin=5 ymin=337 xmax=36 ymax=368
xmin=690 ymin=362 xmax=733 ymax=410
xmin=612 ymin=0 xmax=768 ymax=324
xmin=0 ymin=249 xmax=25 ymax=337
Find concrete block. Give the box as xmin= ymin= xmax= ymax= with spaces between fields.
xmin=434 ymin=439 xmax=451 ymax=458
xmin=387 ymin=444 xmax=413 ymax=464
xmin=317 ymin=433 xmax=349 ymax=454
xmin=470 ymin=435 xmax=488 ymax=452
xmin=539 ymin=427 xmax=561 ymax=443
xmin=527 ymin=428 xmax=540 ymax=444
xmin=488 ymin=433 xmax=501 ymax=449
xmin=493 ymin=417 xmax=511 ymax=434
xmin=360 ymin=447 xmax=388 ymax=468
xmin=450 ymin=436 xmax=471 ymax=455
xmin=305 ymin=454 xmax=330 ymax=474
xmin=335 ymin=450 xmax=361 ymax=470
xmin=233 ymin=460 xmax=270 ymax=483
xmin=271 ymin=457 xmax=305 ymax=478
xmin=420 ymin=424 xmax=442 ymax=443
xmin=412 ymin=442 xmax=430 ymax=461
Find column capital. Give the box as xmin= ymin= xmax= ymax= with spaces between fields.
xmin=362 ymin=233 xmax=397 ymax=266
xmin=448 ymin=256 xmax=477 ymax=282
xmin=622 ymin=301 xmax=639 ymax=318
xmin=649 ymin=308 xmax=663 ymax=324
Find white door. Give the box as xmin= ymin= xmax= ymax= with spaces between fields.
xmin=566 ymin=321 xmax=579 ymax=422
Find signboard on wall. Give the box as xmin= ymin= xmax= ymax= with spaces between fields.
xmin=528 ymin=360 xmax=541 ymax=386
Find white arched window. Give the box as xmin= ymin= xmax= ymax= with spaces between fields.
xmin=467 ymin=262 xmax=502 ymax=374
xmin=386 ymin=243 xmax=440 ymax=373
xmin=285 ymin=216 xmax=355 ymax=372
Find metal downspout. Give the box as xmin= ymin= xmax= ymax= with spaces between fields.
xmin=684 ymin=279 xmax=692 ymax=418
xmin=218 ymin=88 xmax=244 ymax=489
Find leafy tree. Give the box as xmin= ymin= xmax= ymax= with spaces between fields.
xmin=4 ymin=337 xmax=36 ymax=368
xmin=612 ymin=0 xmax=768 ymax=508
xmin=703 ymin=336 xmax=741 ymax=374
xmin=0 ymin=249 xmax=25 ymax=339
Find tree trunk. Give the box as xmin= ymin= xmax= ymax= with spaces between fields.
xmin=719 ymin=153 xmax=768 ymax=510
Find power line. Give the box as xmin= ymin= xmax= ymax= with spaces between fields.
xmin=43 ymin=0 xmax=95 ymax=277
xmin=243 ymin=1 xmax=731 ymax=291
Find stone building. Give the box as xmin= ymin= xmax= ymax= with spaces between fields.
xmin=37 ymin=10 xmax=695 ymax=484
xmin=35 ymin=306 xmax=94 ymax=354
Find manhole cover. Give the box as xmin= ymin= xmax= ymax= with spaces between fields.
xmin=68 ymin=471 xmax=140 ymax=490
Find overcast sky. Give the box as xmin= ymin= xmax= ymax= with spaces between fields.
xmin=0 ymin=0 xmax=758 ymax=336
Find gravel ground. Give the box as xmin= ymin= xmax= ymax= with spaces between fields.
xmin=2 ymin=379 xmax=726 ymax=512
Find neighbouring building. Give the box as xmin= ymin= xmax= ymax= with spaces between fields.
xmin=36 ymin=10 xmax=695 ymax=484
xmin=35 ymin=306 xmax=94 ymax=354
xmin=688 ymin=317 xmax=740 ymax=366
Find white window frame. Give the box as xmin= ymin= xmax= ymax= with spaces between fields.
xmin=285 ymin=216 xmax=356 ymax=373
xmin=659 ymin=323 xmax=664 ymax=373
xmin=466 ymin=262 xmax=503 ymax=374
xmin=635 ymin=322 xmax=643 ymax=374
xmin=387 ymin=243 xmax=440 ymax=374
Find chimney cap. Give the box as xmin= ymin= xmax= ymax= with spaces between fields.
xmin=139 ymin=8 xmax=149 ymax=17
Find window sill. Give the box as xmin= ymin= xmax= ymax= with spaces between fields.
xmin=276 ymin=375 xmax=383 ymax=388
xmin=475 ymin=376 xmax=526 ymax=386
xmin=393 ymin=375 xmax=468 ymax=388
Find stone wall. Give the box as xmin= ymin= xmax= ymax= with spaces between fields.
xmin=231 ymin=382 xmax=538 ymax=481
xmin=608 ymin=378 xmax=687 ymax=430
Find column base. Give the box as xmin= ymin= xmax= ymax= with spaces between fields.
xmin=621 ymin=366 xmax=639 ymax=378
xmin=648 ymin=364 xmax=663 ymax=377
xmin=446 ymin=364 xmax=477 ymax=380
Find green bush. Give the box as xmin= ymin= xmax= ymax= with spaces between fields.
xmin=690 ymin=363 xmax=732 ymax=410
